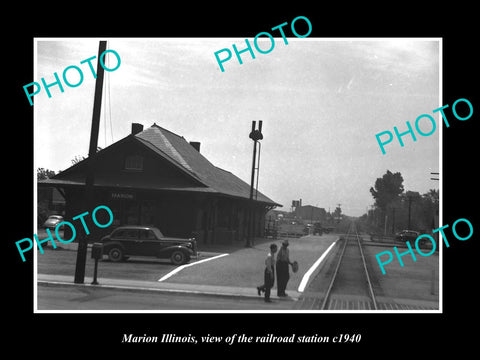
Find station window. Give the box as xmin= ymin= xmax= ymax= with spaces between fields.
xmin=125 ymin=155 xmax=144 ymax=171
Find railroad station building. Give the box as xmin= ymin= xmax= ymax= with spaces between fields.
xmin=38 ymin=123 xmax=281 ymax=245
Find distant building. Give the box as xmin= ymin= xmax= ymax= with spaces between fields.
xmin=294 ymin=205 xmax=327 ymax=222
xmin=266 ymin=209 xmax=289 ymax=219
xmin=37 ymin=187 xmax=66 ymax=221
xmin=39 ymin=123 xmax=280 ymax=245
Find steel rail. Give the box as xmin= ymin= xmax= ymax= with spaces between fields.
xmin=353 ymin=224 xmax=378 ymax=310
xmin=320 ymin=222 xmax=378 ymax=310
xmin=319 ymin=224 xmax=352 ymax=310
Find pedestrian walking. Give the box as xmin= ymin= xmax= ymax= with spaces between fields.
xmin=257 ymin=243 xmax=278 ymax=302
xmin=276 ymin=240 xmax=292 ymax=297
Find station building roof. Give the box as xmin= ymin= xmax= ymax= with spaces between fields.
xmin=40 ymin=123 xmax=281 ymax=207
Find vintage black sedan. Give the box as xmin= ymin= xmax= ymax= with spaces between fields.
xmin=100 ymin=225 xmax=197 ymax=265
xmin=43 ymin=215 xmax=64 ymax=229
xmin=395 ymin=230 xmax=420 ymax=243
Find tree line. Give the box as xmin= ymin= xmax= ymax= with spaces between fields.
xmin=357 ymin=170 xmax=439 ymax=235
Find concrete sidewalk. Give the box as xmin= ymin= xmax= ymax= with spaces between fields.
xmin=36 ymin=234 xmax=338 ymax=304
xmin=37 ymin=273 xmax=301 ymax=301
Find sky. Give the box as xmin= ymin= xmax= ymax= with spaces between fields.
xmin=34 ymin=38 xmax=440 ymax=216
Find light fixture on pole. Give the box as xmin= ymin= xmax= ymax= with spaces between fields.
xmin=246 ymin=120 xmax=263 ymax=247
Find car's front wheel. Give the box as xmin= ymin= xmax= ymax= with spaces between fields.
xmin=170 ymin=250 xmax=187 ymax=265
xmin=108 ymin=246 xmax=124 ymax=262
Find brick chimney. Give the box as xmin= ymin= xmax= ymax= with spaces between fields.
xmin=189 ymin=141 xmax=201 ymax=152
xmin=131 ymin=123 xmax=144 ymax=135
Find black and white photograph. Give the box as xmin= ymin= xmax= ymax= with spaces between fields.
xmin=8 ymin=6 xmax=478 ymax=354
xmin=33 ymin=37 xmax=442 ymax=313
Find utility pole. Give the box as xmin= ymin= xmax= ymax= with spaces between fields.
xmin=391 ymin=207 xmax=395 ymax=234
xmin=74 ymin=40 xmax=107 ymax=284
xmin=246 ymin=120 xmax=263 ymax=247
xmin=407 ymin=195 xmax=413 ymax=230
xmin=384 ymin=214 xmax=388 ymax=236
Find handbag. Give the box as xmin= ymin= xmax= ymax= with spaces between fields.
xmin=291 ymin=261 xmax=299 ymax=273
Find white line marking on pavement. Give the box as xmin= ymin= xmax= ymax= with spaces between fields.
xmin=158 ymin=253 xmax=229 ymax=282
xmin=297 ymin=240 xmax=338 ymax=293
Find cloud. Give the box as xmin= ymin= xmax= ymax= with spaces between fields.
xmin=35 ymin=38 xmax=440 ymax=215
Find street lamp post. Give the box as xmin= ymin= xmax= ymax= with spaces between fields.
xmin=246 ymin=120 xmax=263 ymax=247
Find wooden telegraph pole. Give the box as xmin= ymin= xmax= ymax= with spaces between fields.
xmin=74 ymin=40 xmax=107 ymax=284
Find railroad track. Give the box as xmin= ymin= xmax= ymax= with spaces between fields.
xmin=319 ymin=223 xmax=377 ymax=310
xmin=293 ymin=222 xmax=438 ymax=310
xmin=296 ymin=222 xmax=375 ymax=310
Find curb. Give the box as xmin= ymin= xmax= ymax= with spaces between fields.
xmin=37 ymin=278 xmax=300 ymax=302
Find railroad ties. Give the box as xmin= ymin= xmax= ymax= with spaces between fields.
xmin=294 ymin=222 xmax=437 ymax=311
xmin=294 ymin=295 xmax=438 ymax=310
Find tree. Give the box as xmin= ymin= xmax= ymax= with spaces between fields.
xmin=37 ymin=167 xmax=55 ymax=180
xmin=369 ymin=170 xmax=404 ymax=213
xmin=71 ymin=146 xmax=103 ymax=165
xmin=423 ymin=189 xmax=439 ymax=207
xmin=402 ymin=190 xmax=422 ymax=229
xmin=71 ymin=155 xmax=85 ymax=165
xmin=419 ymin=189 xmax=439 ymax=231
xmin=37 ymin=168 xmax=56 ymax=224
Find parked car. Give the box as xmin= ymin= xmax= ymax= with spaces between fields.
xmin=100 ymin=225 xmax=197 ymax=265
xmin=43 ymin=215 xmax=64 ymax=229
xmin=395 ymin=230 xmax=420 ymax=243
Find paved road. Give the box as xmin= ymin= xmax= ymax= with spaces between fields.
xmin=36 ymin=235 xmax=339 ymax=311
xmin=37 ymin=283 xmax=296 ymax=311
xmin=37 ymin=234 xmax=338 ymax=293
xmin=165 ymin=235 xmax=338 ymax=291
xmin=37 ymin=248 xmax=188 ymax=282
xmin=36 ymin=234 xmax=439 ymax=311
